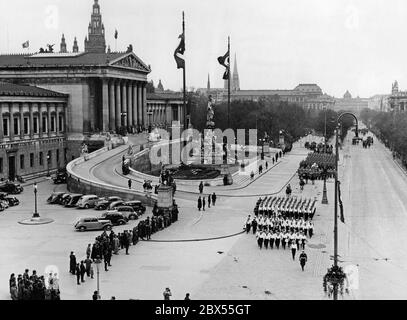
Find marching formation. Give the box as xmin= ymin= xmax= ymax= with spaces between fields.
xmin=254 ymin=196 xmax=317 ymax=220
xmin=298 ymin=153 xmax=336 ymax=181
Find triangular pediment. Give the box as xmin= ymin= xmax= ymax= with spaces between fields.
xmin=109 ymin=53 xmax=150 ymax=73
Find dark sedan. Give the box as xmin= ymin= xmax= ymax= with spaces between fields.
xmin=0 ymin=182 xmax=23 ymax=194
xmin=94 ymin=196 xmax=123 ymax=210
xmin=5 ymin=196 xmax=19 ymax=206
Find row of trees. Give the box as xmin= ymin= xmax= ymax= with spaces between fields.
xmin=360 ymin=108 xmax=407 ymax=165
xmin=188 ymin=94 xmax=355 ymax=145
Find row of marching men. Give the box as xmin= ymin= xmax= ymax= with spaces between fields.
xmin=245 ymin=214 xmax=315 ymax=252
xmin=253 ymin=196 xmax=317 ymax=220
xmin=245 ymin=214 xmax=314 ymax=238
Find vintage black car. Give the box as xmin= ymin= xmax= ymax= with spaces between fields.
xmin=64 ymin=194 xmax=83 ymax=207
xmin=55 ymin=193 xmax=71 ymax=205
xmin=94 ymin=196 xmax=123 ymax=210
xmin=123 ymin=200 xmax=146 ymax=215
xmin=0 ymin=181 xmax=24 ymax=194
xmin=99 ymin=212 xmax=128 ymax=225
xmin=5 ymin=196 xmax=19 ymax=206
xmin=53 ymin=168 xmax=68 ymax=184
xmin=47 ymin=192 xmax=65 ymax=204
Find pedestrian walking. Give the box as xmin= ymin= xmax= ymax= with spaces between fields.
xmin=80 ymin=261 xmax=86 ymax=283
xmin=212 ymin=193 xmax=217 ymax=206
xmin=245 ymin=215 xmax=252 ymax=233
xmin=276 ymin=232 xmax=282 ymax=249
xmin=163 ymin=287 xmax=172 ymax=300
xmin=208 ymin=195 xmax=211 ymax=208
xmin=202 ymin=197 xmax=206 ymax=211
xmin=309 ymin=221 xmax=314 ymax=238
xmin=184 ymin=293 xmax=191 ymax=300
xmin=199 ymin=182 xmax=204 ymax=194
xmin=84 ymin=257 xmax=92 ymax=277
xmin=86 ymin=244 xmax=91 ymax=259
xmin=264 ymin=231 xmax=270 ymax=249
xmin=75 ymin=264 xmax=81 ymax=285
xmin=69 ymin=252 xmax=76 ymax=275
xmin=265 ymin=162 xmax=268 ymax=170
xmin=197 ymin=197 xmax=202 ymax=211
xmin=291 ymin=241 xmax=297 ymax=261
xmin=270 ymin=232 xmax=275 ymax=249
xmin=128 ymin=179 xmax=132 ymax=189
xmin=251 ymin=216 xmax=258 ymax=234
xmin=123 ymin=231 xmax=130 ymax=255
xmin=299 ymin=251 xmax=307 ymax=271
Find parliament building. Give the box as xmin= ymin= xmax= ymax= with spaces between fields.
xmin=0 ymin=0 xmax=185 ymax=180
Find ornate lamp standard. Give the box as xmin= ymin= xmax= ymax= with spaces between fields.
xmin=95 ymin=257 xmax=102 ymax=299
xmin=325 ymin=112 xmax=358 ymax=300
xmin=32 ymin=183 xmax=39 ymax=218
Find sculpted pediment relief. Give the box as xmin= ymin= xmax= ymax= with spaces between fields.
xmin=110 ymin=54 xmax=150 ymax=72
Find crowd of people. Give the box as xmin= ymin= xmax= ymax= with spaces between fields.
xmin=69 ymin=211 xmax=179 ymax=297
xmin=9 ymin=269 xmax=60 ymax=300
xmin=298 ymin=152 xmax=336 ymax=181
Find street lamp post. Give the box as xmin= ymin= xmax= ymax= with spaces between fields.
xmin=332 ymin=112 xmax=358 ymax=300
xmin=95 ymin=257 xmax=102 ymax=299
xmin=46 ymin=154 xmax=50 ymax=177
xmin=32 ymin=183 xmax=39 ymax=218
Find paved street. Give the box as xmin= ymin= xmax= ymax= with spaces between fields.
xmin=2 ymin=133 xmax=407 ymax=300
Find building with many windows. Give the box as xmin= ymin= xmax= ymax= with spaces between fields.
xmin=0 ymin=0 xmax=187 ymax=161
xmin=0 ymin=82 xmax=68 ymax=180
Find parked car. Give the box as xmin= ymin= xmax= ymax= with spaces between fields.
xmin=1 ymin=200 xmax=9 ymax=209
xmin=65 ymin=194 xmax=83 ymax=208
xmin=74 ymin=217 xmax=113 ymax=232
xmin=108 ymin=200 xmax=125 ymax=211
xmin=0 ymin=202 xmax=5 ymax=211
xmin=94 ymin=196 xmax=123 ymax=210
xmin=0 ymin=181 xmax=23 ymax=194
xmin=55 ymin=193 xmax=71 ymax=205
xmin=99 ymin=212 xmax=128 ymax=225
xmin=53 ymin=168 xmax=67 ymax=184
xmin=5 ymin=196 xmax=19 ymax=206
xmin=77 ymin=195 xmax=102 ymax=209
xmin=61 ymin=194 xmax=73 ymax=206
xmin=123 ymin=200 xmax=146 ymax=215
xmin=111 ymin=206 xmax=138 ymax=220
xmin=47 ymin=192 xmax=65 ymax=204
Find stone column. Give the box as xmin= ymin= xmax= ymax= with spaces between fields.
xmin=39 ymin=104 xmax=44 ymax=139
xmin=109 ymin=80 xmax=115 ymax=132
xmin=9 ymin=103 xmax=14 ymax=141
xmin=127 ymin=82 xmax=133 ymax=129
xmin=137 ymin=83 xmax=143 ymax=128
xmin=102 ymin=79 xmax=109 ymax=132
xmin=115 ymin=81 xmax=121 ymax=130
xmin=122 ymin=81 xmax=127 ymax=128
xmin=143 ymin=85 xmax=147 ymax=128
xmin=178 ymin=105 xmax=181 ymax=123
xmin=19 ymin=103 xmax=24 ymax=139
xmin=0 ymin=103 xmax=4 ymax=140
xmin=132 ymin=83 xmax=138 ymax=128
xmin=29 ymin=103 xmax=34 ymax=138
xmin=47 ymin=104 xmax=52 ymax=137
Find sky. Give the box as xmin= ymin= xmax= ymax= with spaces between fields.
xmin=0 ymin=0 xmax=406 ymax=97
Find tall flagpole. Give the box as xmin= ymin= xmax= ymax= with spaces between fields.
xmin=228 ymin=36 xmax=231 ymax=128
xmin=183 ymin=12 xmax=187 ymax=131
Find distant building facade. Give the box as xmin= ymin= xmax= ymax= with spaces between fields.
xmin=389 ymin=80 xmax=407 ymax=112
xmin=333 ymin=90 xmax=369 ymax=114
xmin=0 ymin=82 xmax=68 ymax=180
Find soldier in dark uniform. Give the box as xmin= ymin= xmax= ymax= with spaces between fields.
xmin=212 ymin=193 xmax=217 ymax=206
xmin=251 ymin=216 xmax=258 ymax=234
xmin=299 ymin=251 xmax=308 ymax=271
xmin=197 ymin=197 xmax=202 ymax=211
xmin=202 ymin=197 xmax=206 ymax=211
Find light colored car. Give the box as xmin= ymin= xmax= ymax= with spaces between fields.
xmin=108 ymin=206 xmax=138 ymax=220
xmin=74 ymin=217 xmax=113 ymax=231
xmin=76 ymin=195 xmax=101 ymax=209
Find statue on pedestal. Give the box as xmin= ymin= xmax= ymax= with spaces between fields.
xmin=206 ymin=95 xmax=215 ymax=129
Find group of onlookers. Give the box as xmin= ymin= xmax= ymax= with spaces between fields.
xmin=9 ymin=269 xmax=60 ymax=300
